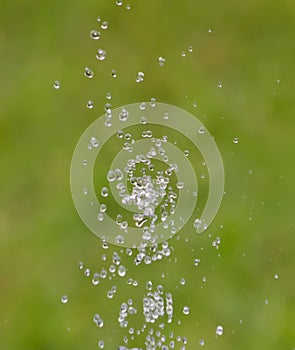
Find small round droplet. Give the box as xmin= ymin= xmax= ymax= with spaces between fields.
xmin=53 ymin=80 xmax=60 ymax=89
xmin=118 ymin=265 xmax=126 ymax=277
xmin=274 ymin=273 xmax=279 ymax=280
xmin=199 ymin=339 xmax=205 ymax=346
xmin=106 ymin=92 xmax=112 ymax=100
xmin=101 ymin=187 xmax=109 ymax=197
xmin=188 ymin=46 xmax=193 ymax=53
xmin=182 ymin=306 xmax=190 ymax=315
xmin=61 ymin=295 xmax=68 ymax=304
xmin=135 ymin=71 xmax=144 ymax=83
xmin=101 ymin=21 xmax=108 ymax=30
xmin=87 ymin=100 xmax=94 ymax=109
xmin=116 ymin=0 xmax=123 ymax=6
xmin=217 ymin=82 xmax=223 ymax=88
xmin=90 ymin=30 xmax=101 ymax=40
xmin=216 ymin=325 xmax=224 ymax=336
xmin=98 ymin=340 xmax=105 ymax=349
xmin=198 ymin=127 xmax=205 ymax=134
xmin=84 ymin=67 xmax=94 ymax=78
xmin=96 ymin=49 xmax=107 ymax=61
xmin=233 ymin=137 xmax=239 ymax=144
xmin=208 ymin=28 xmax=213 ymax=34
xmin=158 ymin=56 xmax=166 ymax=66
xmin=111 ymin=69 xmax=117 ymax=78
xmin=107 ymin=170 xmax=116 ymax=182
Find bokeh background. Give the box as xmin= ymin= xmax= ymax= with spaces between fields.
xmin=0 ymin=0 xmax=294 ymax=349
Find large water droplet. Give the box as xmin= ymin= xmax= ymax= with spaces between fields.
xmin=96 ymin=49 xmax=107 ymax=61
xmin=90 ymin=30 xmax=101 ymax=40
xmin=84 ymin=67 xmax=94 ymax=78
xmin=216 ymin=325 xmax=224 ymax=336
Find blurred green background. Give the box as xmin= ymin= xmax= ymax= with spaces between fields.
xmin=0 ymin=0 xmax=295 ymax=349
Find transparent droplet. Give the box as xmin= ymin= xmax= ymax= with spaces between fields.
xmin=199 ymin=339 xmax=205 ymax=346
xmin=233 ymin=137 xmax=239 ymax=144
xmin=126 ymin=4 xmax=131 ymax=10
xmin=216 ymin=325 xmax=223 ymax=336
xmin=181 ymin=51 xmax=186 ymax=57
xmin=135 ymin=71 xmax=144 ymax=83
xmin=176 ymin=181 xmax=184 ymax=189
xmin=188 ymin=46 xmax=193 ymax=53
xmin=100 ymin=203 xmax=107 ymax=213
xmin=182 ymin=306 xmax=190 ymax=315
xmin=274 ymin=273 xmax=279 ymax=280
xmin=198 ymin=127 xmax=205 ymax=134
xmin=106 ymin=92 xmax=112 ymax=100
xmin=158 ymin=56 xmax=166 ymax=66
xmin=93 ymin=314 xmax=104 ymax=328
xmin=84 ymin=67 xmax=94 ymax=78
xmin=101 ymin=21 xmax=108 ymax=30
xmin=119 ymin=108 xmax=129 ymax=121
xmin=97 ymin=213 xmax=104 ymax=221
xmin=118 ymin=265 xmax=126 ymax=277
xmin=116 ymin=0 xmax=123 ymax=6
xmin=111 ymin=69 xmax=117 ymax=78
xmin=87 ymin=100 xmax=94 ymax=109
xmin=107 ymin=170 xmax=116 ymax=182
xmin=194 ymin=258 xmax=200 ymax=266
xmin=61 ymin=295 xmax=68 ymax=304
xmin=90 ymin=137 xmax=99 ymax=147
xmin=101 ymin=187 xmax=109 ymax=197
xmin=217 ymin=82 xmax=223 ymax=88
xmin=98 ymin=340 xmax=105 ymax=349
xmin=208 ymin=28 xmax=212 ymax=33
xmin=180 ymin=278 xmax=186 ymax=285
xmin=150 ymin=97 xmax=157 ymax=107
xmin=90 ymin=30 xmax=101 ymax=40
xmin=96 ymin=49 xmax=107 ymax=61
xmin=53 ymin=80 xmax=60 ymax=89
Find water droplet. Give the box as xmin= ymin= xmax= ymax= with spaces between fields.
xmin=107 ymin=170 xmax=116 ymax=182
xmin=116 ymin=0 xmax=123 ymax=6
xmin=111 ymin=69 xmax=117 ymax=78
xmin=274 ymin=273 xmax=279 ymax=279
xmin=82 ymin=187 xmax=88 ymax=195
xmin=182 ymin=306 xmax=190 ymax=315
xmin=233 ymin=137 xmax=239 ymax=144
xmin=97 ymin=213 xmax=104 ymax=221
xmin=158 ymin=56 xmax=166 ymax=66
xmin=126 ymin=4 xmax=131 ymax=10
xmin=87 ymin=100 xmax=94 ymax=109
xmin=217 ymin=82 xmax=223 ymax=88
xmin=208 ymin=28 xmax=212 ymax=33
xmin=90 ymin=30 xmax=101 ymax=40
xmin=194 ymin=258 xmax=200 ymax=266
xmin=180 ymin=51 xmax=186 ymax=57
xmin=90 ymin=137 xmax=99 ymax=147
xmin=180 ymin=278 xmax=186 ymax=285
xmin=61 ymin=295 xmax=68 ymax=304
xmin=96 ymin=49 xmax=107 ymax=61
xmin=150 ymin=97 xmax=157 ymax=107
xmin=135 ymin=71 xmax=145 ymax=83
xmin=176 ymin=181 xmax=184 ymax=189
xmin=101 ymin=187 xmax=109 ymax=197
xmin=198 ymin=127 xmax=205 ymax=134
xmin=93 ymin=314 xmax=104 ymax=328
xmin=101 ymin=21 xmax=108 ymax=30
xmin=188 ymin=46 xmax=193 ymax=53
xmin=84 ymin=67 xmax=94 ymax=78
xmin=106 ymin=92 xmax=112 ymax=100
xmin=97 ymin=16 xmax=101 ymax=22
xmin=216 ymin=325 xmax=223 ymax=336
xmin=53 ymin=80 xmax=60 ymax=89
xmin=199 ymin=339 xmax=205 ymax=346
xmin=118 ymin=265 xmax=127 ymax=277
xmin=119 ymin=108 xmax=129 ymax=121
xmin=98 ymin=340 xmax=105 ymax=348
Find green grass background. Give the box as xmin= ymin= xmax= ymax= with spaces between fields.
xmin=0 ymin=0 xmax=294 ymax=349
